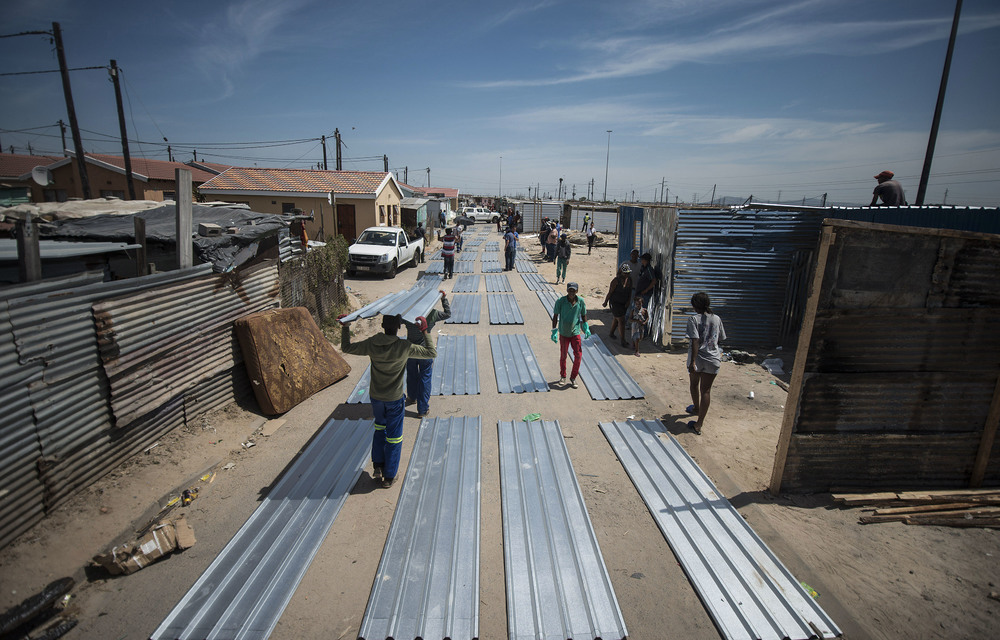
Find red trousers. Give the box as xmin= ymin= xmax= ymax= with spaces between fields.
xmin=559 ymin=334 xmax=583 ymax=379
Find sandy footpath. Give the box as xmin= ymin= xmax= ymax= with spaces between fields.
xmin=0 ymin=227 xmax=997 ymax=639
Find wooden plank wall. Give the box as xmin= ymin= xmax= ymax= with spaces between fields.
xmin=770 ymin=220 xmax=1000 ymax=493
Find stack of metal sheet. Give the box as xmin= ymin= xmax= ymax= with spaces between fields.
xmin=358 ymin=416 xmax=481 ymax=640
xmin=570 ymin=336 xmax=644 ymax=400
xmin=481 ymin=260 xmax=504 ymax=273
xmin=444 ymin=294 xmax=481 ymax=324
xmin=451 ymin=275 xmax=481 ymax=293
xmin=487 ymin=294 xmax=524 ymax=324
xmin=498 ymin=420 xmax=628 ymax=640
xmin=489 ymin=334 xmax=549 ymax=393
xmin=485 ymin=241 xmax=500 ymax=251
xmin=600 ymin=419 xmax=842 ymax=640
xmin=415 ymin=274 xmax=443 ymax=287
xmin=520 ymin=273 xmax=554 ymax=292
xmin=340 ymin=280 xmax=445 ymax=324
xmin=431 ymin=335 xmax=479 ymax=395
xmin=346 ymin=366 xmax=374 ymax=404
xmin=535 ymin=289 xmax=559 ymax=318
xmin=514 ymin=259 xmax=538 ymax=273
xmin=485 ymin=274 xmax=512 ymax=292
xmin=456 ymin=250 xmax=478 ymax=262
xmin=150 ymin=418 xmax=372 ymax=640
xmin=453 ymin=261 xmax=475 ymax=273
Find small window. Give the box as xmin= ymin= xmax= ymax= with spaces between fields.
xmin=392 ymin=204 xmax=399 ymax=226
xmin=379 ymin=205 xmax=386 ymax=223
xmin=100 ymin=189 xmax=126 ymax=199
xmin=163 ymin=191 xmax=176 ymax=201
xmin=44 ymin=189 xmax=68 ymax=202
xmin=281 ymin=202 xmax=296 ymax=214
xmin=397 ymin=234 xmax=406 ymax=247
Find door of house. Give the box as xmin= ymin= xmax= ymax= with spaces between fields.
xmin=336 ymin=203 xmax=356 ymax=242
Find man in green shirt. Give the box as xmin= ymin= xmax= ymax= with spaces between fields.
xmin=340 ymin=312 xmax=437 ymax=487
xmin=551 ymin=281 xmax=590 ymax=388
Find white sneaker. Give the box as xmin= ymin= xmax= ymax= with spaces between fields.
xmin=570 ymin=378 xmax=578 ymax=389
xmin=558 ymin=377 xmax=566 ymax=386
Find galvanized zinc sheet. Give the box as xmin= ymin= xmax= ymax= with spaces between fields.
xmin=451 ymin=275 xmax=481 ymax=293
xmin=485 ymin=241 xmax=500 ymax=251
xmin=485 ymin=274 xmax=512 ymax=292
xmin=520 ymin=273 xmax=554 ymax=292
xmin=358 ymin=416 xmax=481 ymax=640
xmin=535 ymin=290 xmax=558 ymax=319
xmin=498 ymin=419 xmax=627 ymax=640
xmin=427 ymin=249 xmax=442 ymax=260
xmin=456 ymin=251 xmax=478 ymax=262
xmin=346 ymin=365 xmax=374 ymax=404
xmin=481 ymin=260 xmax=503 ymax=273
xmin=416 ymin=274 xmax=444 ymax=288
xmin=487 ymin=294 xmax=524 ymax=325
xmin=599 ymin=419 xmax=841 ymax=640
xmin=514 ymin=260 xmax=537 ymax=273
xmin=151 ymin=417 xmax=372 ymax=640
xmin=425 ymin=261 xmax=444 ymax=274
xmin=453 ymin=261 xmax=474 ymax=274
xmin=481 ymin=251 xmax=500 ymax=262
xmin=444 ymin=294 xmax=482 ymax=324
xmin=431 ymin=335 xmax=479 ymax=396
xmin=568 ymin=336 xmax=644 ymax=400
xmin=489 ymin=334 xmax=549 ymax=394
xmin=341 ymin=280 xmax=445 ymax=324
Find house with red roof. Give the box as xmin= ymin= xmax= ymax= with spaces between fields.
xmin=400 ymin=183 xmax=460 ymax=212
xmin=198 ymin=167 xmax=404 ymax=242
xmin=45 ymin=152 xmax=218 ymax=202
xmin=0 ymin=153 xmax=65 ymax=203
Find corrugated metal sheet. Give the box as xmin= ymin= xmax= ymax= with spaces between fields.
xmin=93 ymin=263 xmax=279 ymax=428
xmin=519 ymin=201 xmax=565 ymax=234
xmin=485 ymin=274 xmax=512 ymax=292
xmin=151 ymin=417 xmax=372 ymax=640
xmin=341 ymin=281 xmax=445 ymax=324
xmin=444 ymin=294 xmax=481 ymax=324
xmin=481 ymin=259 xmax=503 ymax=273
xmin=825 ymin=205 xmax=1000 ymax=235
xmin=498 ymin=419 xmax=627 ymax=640
xmin=616 ymin=206 xmax=642 ymax=268
xmin=600 ymin=419 xmax=840 ymax=640
xmin=456 ymin=251 xmax=478 ymax=262
xmin=425 ymin=261 xmax=444 ymax=274
xmin=568 ymin=336 xmax=644 ymax=400
xmin=514 ymin=259 xmax=537 ymax=273
xmin=431 ymin=335 xmax=479 ymax=396
xmin=485 ymin=241 xmax=500 ymax=252
xmin=487 ymin=293 xmax=524 ymax=324
xmin=427 ymin=249 xmax=442 ymax=260
xmin=453 ymin=260 xmax=474 ymax=274
xmin=451 ymin=275 xmax=480 ymax=293
xmin=415 ymin=274 xmax=443 ymax=288
xmin=535 ymin=290 xmax=558 ymax=319
xmin=520 ymin=273 xmax=554 ymax=292
xmin=358 ymin=416 xmax=481 ymax=640
xmin=346 ymin=365 xmax=373 ymax=404
xmin=570 ymin=207 xmax=619 ymax=234
xmin=671 ymin=209 xmax=824 ymax=347
xmin=489 ymin=334 xmax=549 ymax=394
xmin=639 ymin=207 xmax=677 ymax=346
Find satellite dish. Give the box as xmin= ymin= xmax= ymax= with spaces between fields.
xmin=31 ymin=166 xmax=53 ymax=186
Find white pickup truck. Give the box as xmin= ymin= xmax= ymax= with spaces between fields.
xmin=460 ymin=206 xmax=500 ymax=224
xmin=347 ymin=226 xmax=424 ymax=278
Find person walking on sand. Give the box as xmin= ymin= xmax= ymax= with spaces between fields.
xmin=503 ymin=225 xmax=517 ymax=271
xmin=404 ymin=292 xmax=451 ymax=418
xmin=546 ymin=222 xmax=559 ymax=261
xmin=551 ymin=281 xmax=590 ymax=389
xmin=685 ymin=292 xmax=726 ymax=435
xmin=339 ymin=312 xmax=437 ymax=487
xmin=586 ymin=222 xmax=596 ymax=254
xmin=636 ymin=252 xmax=658 ymax=308
xmin=441 ymin=227 xmax=456 ymax=279
xmin=628 ymin=294 xmax=649 ymax=357
xmin=602 ymin=263 xmax=633 ymax=348
xmin=555 ymin=233 xmax=571 ymax=284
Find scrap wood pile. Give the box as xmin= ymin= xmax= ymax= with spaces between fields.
xmin=834 ymin=488 xmax=1000 ymax=528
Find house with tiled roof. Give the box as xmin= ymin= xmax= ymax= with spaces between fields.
xmin=199 ymin=167 xmax=404 ymax=242
xmin=44 ymin=152 xmax=218 ymax=203
xmin=0 ymin=153 xmax=65 ymax=203
xmin=400 ymin=183 xmax=460 ymax=212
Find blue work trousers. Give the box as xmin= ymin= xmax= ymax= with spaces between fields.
xmin=371 ymin=397 xmax=405 ymax=480
xmin=406 ymin=357 xmax=433 ymax=415
xmin=505 ymin=248 xmax=516 ymax=270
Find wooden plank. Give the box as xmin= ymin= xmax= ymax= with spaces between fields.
xmin=769 ymin=224 xmax=835 ymax=494
xmin=873 ymin=503 xmax=980 ymax=516
xmin=970 ymin=375 xmax=1000 ymax=487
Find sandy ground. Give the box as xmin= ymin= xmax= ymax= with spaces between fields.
xmin=1 ymin=226 xmax=998 ymax=640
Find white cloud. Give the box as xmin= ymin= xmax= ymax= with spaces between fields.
xmin=482 ymin=0 xmax=562 ymax=30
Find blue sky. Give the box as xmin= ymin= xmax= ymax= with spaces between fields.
xmin=2 ymin=0 xmax=999 ymax=206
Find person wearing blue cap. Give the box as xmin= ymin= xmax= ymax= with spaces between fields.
xmin=551 ymin=281 xmax=589 ymax=388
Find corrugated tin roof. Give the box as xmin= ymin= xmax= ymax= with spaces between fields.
xmin=444 ymin=294 xmax=481 ymax=324
xmin=485 ymin=274 xmax=512 ymax=292
xmin=151 ymin=417 xmax=372 ymax=640
xmin=201 ymin=166 xmax=390 ymax=195
xmin=569 ymin=335 xmax=645 ymax=400
xmin=431 ymin=335 xmax=479 ymax=395
xmin=451 ymin=275 xmax=480 ymax=293
xmin=600 ymin=419 xmax=840 ymax=640
xmin=487 ymin=293 xmax=524 ymax=324
xmin=520 ymin=273 xmax=554 ymax=292
xmin=499 ymin=419 xmax=628 ymax=640
xmin=489 ymin=334 xmax=549 ymax=394
xmin=358 ymin=416 xmax=481 ymax=640
xmin=0 ymin=239 xmax=140 ymax=260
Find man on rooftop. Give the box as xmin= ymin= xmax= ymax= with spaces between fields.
xmin=870 ymin=170 xmax=908 ymax=206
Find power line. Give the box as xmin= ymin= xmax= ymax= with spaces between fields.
xmin=0 ymin=65 xmax=106 ymax=77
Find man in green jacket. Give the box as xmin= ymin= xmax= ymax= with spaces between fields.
xmin=340 ymin=312 xmax=437 ymax=488
xmin=551 ymin=281 xmax=590 ymax=389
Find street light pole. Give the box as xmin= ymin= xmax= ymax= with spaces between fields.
xmin=499 ymin=156 xmax=502 ymax=198
xmin=603 ymin=130 xmax=612 ymax=202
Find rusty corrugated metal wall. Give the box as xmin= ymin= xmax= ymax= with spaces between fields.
xmin=771 ymin=220 xmax=1000 ymax=493
xmin=0 ymin=262 xmax=279 ymax=549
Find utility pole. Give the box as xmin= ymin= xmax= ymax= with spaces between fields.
xmin=193 ymin=149 xmax=197 ymax=161
xmin=916 ymin=0 xmax=963 ymax=205
xmin=109 ymin=60 xmax=136 ymax=200
xmin=404 ymin=166 xmax=408 ymax=183
xmin=498 ymin=156 xmax=502 ymax=197
xmin=334 ymin=128 xmax=342 ymax=170
xmin=821 ymin=193 xmax=827 ymax=206
xmin=426 ymin=167 xmax=430 ymax=187
xmin=321 ymin=135 xmax=327 ymax=169
xmin=943 ymin=188 xmax=949 ymax=205
xmin=777 ymin=190 xmax=782 ymax=204
xmin=661 ymin=177 xmax=666 ymax=203
xmin=52 ymin=22 xmax=90 ymax=199
xmin=58 ymin=120 xmax=67 ymax=155
xmin=710 ymin=184 xmax=717 ymax=206
xmin=167 ymin=145 xmax=173 ymax=162
xmin=572 ymin=184 xmax=576 ymax=199
xmin=558 ymin=177 xmax=563 ymax=200
xmin=383 ymin=155 xmax=388 ymax=172
xmin=603 ymin=130 xmax=612 ymax=202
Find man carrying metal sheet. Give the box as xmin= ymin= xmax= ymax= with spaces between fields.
xmin=339 ymin=311 xmax=438 ymax=488
xmin=404 ymin=292 xmax=451 ymax=418
xmin=551 ymin=281 xmax=590 ymax=388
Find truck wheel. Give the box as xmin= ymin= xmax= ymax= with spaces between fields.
xmin=492 ymin=216 xmax=499 ymax=224
xmin=346 ymin=269 xmax=356 ymax=277
xmin=414 ymin=250 xmax=422 ymax=264
xmin=385 ymin=259 xmax=397 ymax=279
